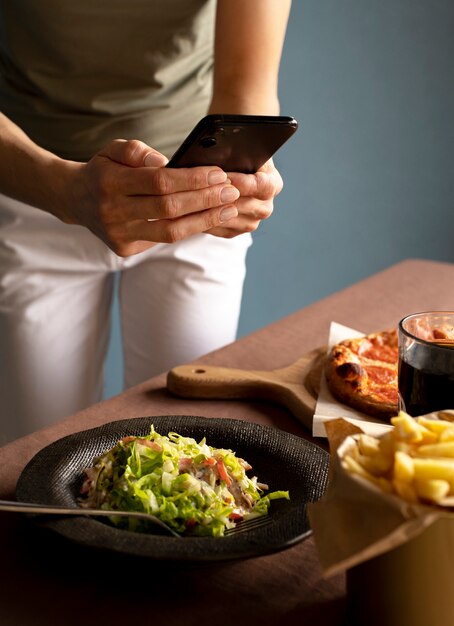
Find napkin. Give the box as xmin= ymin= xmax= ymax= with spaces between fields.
xmin=312 ymin=321 xmax=393 ymax=438
xmin=307 ymin=414 xmax=454 ymax=579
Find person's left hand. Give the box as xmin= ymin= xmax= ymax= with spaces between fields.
xmin=205 ymin=159 xmax=283 ymax=238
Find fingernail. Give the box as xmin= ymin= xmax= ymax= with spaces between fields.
xmin=144 ymin=152 xmax=167 ymax=167
xmin=208 ymin=169 xmax=227 ymax=185
xmin=220 ymin=186 xmax=240 ymax=203
xmin=220 ymin=206 xmax=238 ymax=222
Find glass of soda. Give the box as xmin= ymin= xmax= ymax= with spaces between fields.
xmin=398 ymin=311 xmax=454 ymax=417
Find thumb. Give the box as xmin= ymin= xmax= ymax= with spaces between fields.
xmin=99 ymin=139 xmax=168 ymax=168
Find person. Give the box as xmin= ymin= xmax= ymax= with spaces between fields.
xmin=0 ymin=0 xmax=292 ymax=444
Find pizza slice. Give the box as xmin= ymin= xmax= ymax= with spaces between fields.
xmin=325 ymin=329 xmax=399 ymax=420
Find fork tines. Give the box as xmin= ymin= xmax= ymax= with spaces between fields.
xmin=225 ymin=515 xmax=272 ymax=535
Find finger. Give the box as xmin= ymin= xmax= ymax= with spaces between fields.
xmin=110 ymin=183 xmax=240 ymax=222
xmin=205 ymin=215 xmax=263 ymax=238
xmin=204 ymin=197 xmax=274 ymax=238
xmin=235 ymin=196 xmax=274 ymax=221
xmin=99 ymin=139 xmax=169 ymax=168
xmin=227 ymin=164 xmax=283 ymax=200
xmin=113 ymin=163 xmax=232 ymax=197
xmin=105 ymin=240 xmax=158 ymax=258
xmin=125 ymin=205 xmax=239 ymax=244
xmin=99 ymin=139 xmax=233 ymax=194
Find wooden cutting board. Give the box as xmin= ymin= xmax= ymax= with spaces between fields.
xmin=166 ymin=347 xmax=326 ymax=430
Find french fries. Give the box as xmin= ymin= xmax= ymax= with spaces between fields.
xmin=341 ymin=411 xmax=454 ymax=505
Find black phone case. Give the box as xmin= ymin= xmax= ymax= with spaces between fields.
xmin=166 ymin=114 xmax=298 ymax=173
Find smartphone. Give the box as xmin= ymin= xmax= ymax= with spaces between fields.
xmin=166 ymin=114 xmax=298 ymax=174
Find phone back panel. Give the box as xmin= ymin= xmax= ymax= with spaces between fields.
xmin=167 ymin=114 xmax=298 ymax=173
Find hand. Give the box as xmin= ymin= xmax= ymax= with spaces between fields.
xmin=205 ymin=159 xmax=283 ymax=238
xmin=60 ymin=139 xmax=240 ymax=256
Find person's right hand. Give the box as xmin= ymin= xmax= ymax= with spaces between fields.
xmin=60 ymin=139 xmax=240 ymax=256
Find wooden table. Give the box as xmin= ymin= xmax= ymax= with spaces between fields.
xmin=1 ymin=258 xmax=453 ymax=626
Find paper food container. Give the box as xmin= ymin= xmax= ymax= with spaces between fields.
xmin=347 ymin=514 xmax=454 ymax=626
xmin=307 ymin=411 xmax=454 ymax=626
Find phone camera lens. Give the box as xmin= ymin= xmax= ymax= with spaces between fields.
xmin=199 ymin=137 xmax=217 ymax=149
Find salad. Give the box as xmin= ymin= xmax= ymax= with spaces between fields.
xmin=79 ymin=426 xmax=289 ymax=537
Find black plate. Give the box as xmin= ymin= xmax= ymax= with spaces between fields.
xmin=16 ymin=416 xmax=329 ymax=563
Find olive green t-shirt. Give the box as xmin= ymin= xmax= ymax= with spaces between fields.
xmin=0 ymin=0 xmax=215 ymax=161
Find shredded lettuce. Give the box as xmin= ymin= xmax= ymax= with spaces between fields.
xmin=79 ymin=426 xmax=289 ymax=537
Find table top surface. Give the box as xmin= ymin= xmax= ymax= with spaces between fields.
xmin=1 ymin=258 xmax=453 ymax=626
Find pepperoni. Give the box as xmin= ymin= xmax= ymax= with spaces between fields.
xmin=364 ymin=365 xmax=398 ymax=404
xmin=358 ymin=341 xmax=398 ymax=364
xmin=364 ymin=365 xmax=396 ymax=384
xmin=371 ymin=385 xmax=399 ymax=405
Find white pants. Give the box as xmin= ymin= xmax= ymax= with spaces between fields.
xmin=0 ymin=195 xmax=252 ymax=444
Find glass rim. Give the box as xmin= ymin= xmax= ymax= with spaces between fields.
xmin=399 ymin=310 xmax=454 ymax=348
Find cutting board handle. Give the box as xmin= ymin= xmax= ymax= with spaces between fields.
xmin=167 ymin=364 xmax=285 ymax=400
xmin=166 ymin=349 xmax=326 ymax=430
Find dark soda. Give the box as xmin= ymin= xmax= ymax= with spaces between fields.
xmin=398 ymin=342 xmax=454 ymax=416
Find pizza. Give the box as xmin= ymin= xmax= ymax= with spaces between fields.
xmin=325 ymin=328 xmax=399 ymax=420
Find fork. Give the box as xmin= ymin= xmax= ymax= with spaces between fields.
xmin=0 ymin=499 xmax=273 ymax=538
xmin=0 ymin=499 xmax=181 ymax=537
xmin=225 ymin=515 xmax=272 ymax=535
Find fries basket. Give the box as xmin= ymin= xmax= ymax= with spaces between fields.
xmin=308 ymin=411 xmax=454 ymax=626
xmin=347 ymin=515 xmax=454 ymax=626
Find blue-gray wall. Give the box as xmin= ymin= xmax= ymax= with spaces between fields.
xmin=104 ymin=0 xmax=454 ymax=398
